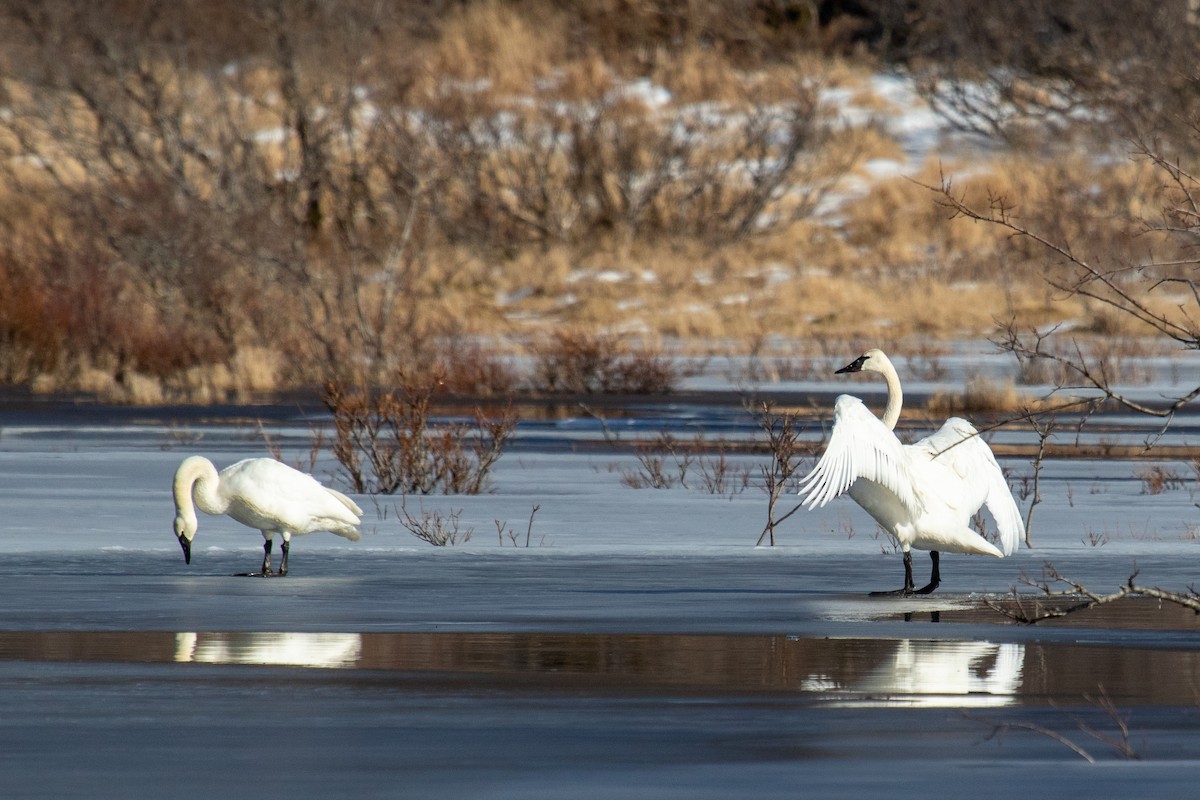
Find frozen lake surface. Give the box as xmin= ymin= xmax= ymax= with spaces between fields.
xmin=0 ymin=374 xmax=1198 ymax=798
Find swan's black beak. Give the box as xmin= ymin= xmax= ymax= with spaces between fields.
xmin=178 ymin=535 xmax=191 ymax=564
xmin=835 ymin=355 xmax=868 ymax=374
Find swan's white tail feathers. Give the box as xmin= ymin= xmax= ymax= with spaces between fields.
xmin=327 ymin=488 xmax=364 ymax=518
xmin=963 ymin=530 xmax=1005 ymax=558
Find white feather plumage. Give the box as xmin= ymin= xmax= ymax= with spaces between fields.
xmin=798 ymin=349 xmax=1023 ymax=592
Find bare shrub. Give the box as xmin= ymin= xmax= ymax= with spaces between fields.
xmin=971 ymin=687 xmax=1139 ymax=763
xmin=0 ymin=260 xmax=62 ymax=383
xmin=1136 ymin=465 xmax=1187 ymax=495
xmin=617 ymin=431 xmax=748 ymax=493
xmin=430 ymin=340 xmax=520 ymax=397
xmin=586 ymin=407 xmax=750 ymax=495
xmin=620 ymin=432 xmax=687 ymax=489
xmin=532 ymin=332 xmax=677 ymax=394
xmin=322 ymin=378 xmax=516 ymax=495
xmin=0 ymin=1 xmax=863 ymax=398
xmin=495 ymin=505 xmax=544 ymax=547
xmin=754 ymin=401 xmax=808 ymax=546
xmin=425 ymin=67 xmax=858 ymax=250
xmin=397 ymin=497 xmax=472 ymax=547
xmin=900 ymin=0 xmax=1200 ymax=150
xmin=257 ymin=419 xmax=324 ymax=477
xmin=1019 ymin=412 xmax=1056 ymax=547
xmin=695 ymin=441 xmax=752 ymax=496
xmin=988 ymin=565 xmax=1200 ymax=625
xmin=0 ymin=1 xmax=462 ymax=394
xmin=930 ymin=155 xmax=1200 ymax=446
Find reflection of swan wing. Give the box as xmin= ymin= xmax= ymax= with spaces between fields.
xmin=882 ymin=640 xmax=1025 ymax=706
xmin=974 ymin=642 xmax=1024 ymax=697
xmin=804 ymin=639 xmax=1025 ymax=708
xmin=174 ymin=632 xmax=361 ymax=669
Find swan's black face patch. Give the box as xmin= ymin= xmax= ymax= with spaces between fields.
xmin=835 ymin=355 xmax=868 ymax=374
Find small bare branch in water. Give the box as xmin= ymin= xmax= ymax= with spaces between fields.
xmin=971 ymin=716 xmax=1097 ymax=764
xmin=495 ymin=504 xmax=546 ymax=547
xmin=967 ymin=686 xmax=1138 ymax=762
xmin=986 ymin=563 xmax=1200 ymax=623
xmin=396 ymin=496 xmax=471 ymax=546
xmin=1020 ymin=411 xmax=1056 ymax=547
xmin=753 ymin=400 xmax=807 ymax=546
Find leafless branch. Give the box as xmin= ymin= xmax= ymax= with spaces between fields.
xmin=971 ymin=716 xmax=1097 ymax=763
xmin=753 ymin=400 xmax=807 ymax=546
xmin=1020 ymin=412 xmax=1055 ymax=546
xmin=917 ymin=172 xmax=1200 ymax=446
xmin=986 ymin=562 xmax=1200 ymax=623
xmin=968 ymin=687 xmax=1139 ymax=762
xmin=396 ymin=496 xmax=471 ymax=546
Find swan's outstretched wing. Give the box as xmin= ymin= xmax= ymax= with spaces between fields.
xmin=916 ymin=418 xmax=1024 ymax=556
xmin=798 ymin=394 xmax=918 ymax=512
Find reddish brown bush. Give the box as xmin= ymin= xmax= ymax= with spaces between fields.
xmin=0 ymin=263 xmax=62 ymax=383
xmin=532 ymin=331 xmax=677 ymax=394
xmin=322 ymin=378 xmax=516 ymax=495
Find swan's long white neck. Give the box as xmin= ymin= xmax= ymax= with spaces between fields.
xmin=875 ymin=354 xmax=903 ymax=431
xmin=174 ymin=456 xmax=228 ymax=520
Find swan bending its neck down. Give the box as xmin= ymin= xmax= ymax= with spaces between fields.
xmin=798 ymin=349 xmax=1023 ymax=595
xmin=172 ymin=456 xmax=363 ymax=577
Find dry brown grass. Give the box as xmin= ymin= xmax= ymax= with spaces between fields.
xmin=0 ymin=2 xmax=1187 ymax=402
xmin=415 ymin=0 xmax=571 ymax=96
xmin=926 ymin=375 xmax=1031 ymax=418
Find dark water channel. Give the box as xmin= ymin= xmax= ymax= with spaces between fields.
xmin=2 ymin=625 xmax=1200 ymax=799
xmin=1 ymin=628 xmax=1196 ymax=707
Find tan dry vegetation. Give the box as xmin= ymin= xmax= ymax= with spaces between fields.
xmin=416 ymin=1 xmax=572 ymax=96
xmin=0 ymin=1 xmax=1190 ymax=401
xmin=925 ymin=375 xmax=1032 ymax=418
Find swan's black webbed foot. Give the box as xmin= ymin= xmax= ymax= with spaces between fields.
xmin=869 ymin=550 xmax=941 ymax=596
xmin=236 ymin=538 xmax=286 ymax=577
xmin=913 ymin=551 xmax=940 ymax=595
xmin=258 ymin=538 xmax=275 ymax=576
xmin=869 ymin=586 xmax=915 ymax=597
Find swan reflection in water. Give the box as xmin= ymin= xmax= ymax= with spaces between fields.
xmin=802 ymin=639 xmax=1025 ymax=708
xmin=175 ymin=632 xmax=362 ymax=669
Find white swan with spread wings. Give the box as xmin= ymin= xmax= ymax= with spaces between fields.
xmin=798 ymin=349 xmax=1023 ymax=595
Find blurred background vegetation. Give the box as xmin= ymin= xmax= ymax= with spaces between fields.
xmin=0 ymin=0 xmax=1195 ymax=402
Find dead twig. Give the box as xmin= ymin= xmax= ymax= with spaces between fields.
xmin=971 ymin=715 xmax=1097 ymax=764
xmin=754 ymin=400 xmax=807 ymax=546
xmin=986 ymin=562 xmax=1200 ymax=623
xmin=396 ymin=496 xmax=471 ymax=546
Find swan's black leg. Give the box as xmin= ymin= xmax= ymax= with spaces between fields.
xmin=914 ymin=551 xmax=940 ymax=595
xmin=869 ymin=551 xmax=917 ymax=596
xmin=260 ymin=538 xmax=273 ymax=576
xmin=278 ymin=540 xmax=289 ymax=577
